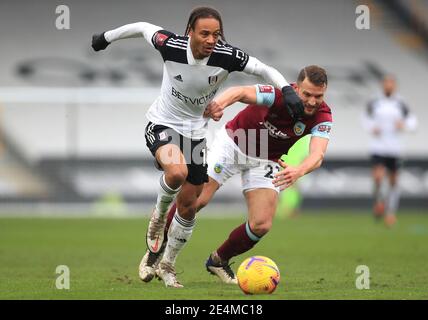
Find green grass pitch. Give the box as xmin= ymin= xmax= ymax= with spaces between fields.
xmin=1 ymin=211 xmax=427 ymax=300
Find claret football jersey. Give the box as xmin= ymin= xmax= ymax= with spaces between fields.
xmin=225 ymin=84 xmax=333 ymax=162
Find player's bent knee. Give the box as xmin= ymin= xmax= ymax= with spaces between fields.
xmin=165 ymin=166 xmax=188 ymax=186
xmin=250 ymin=220 xmax=273 ymax=237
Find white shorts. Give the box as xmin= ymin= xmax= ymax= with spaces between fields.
xmin=207 ymin=126 xmax=281 ymax=193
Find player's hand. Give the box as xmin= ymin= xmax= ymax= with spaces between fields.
xmin=395 ymin=120 xmax=405 ymax=131
xmin=281 ymin=86 xmax=304 ymax=121
xmin=272 ymin=159 xmax=303 ymax=191
xmin=204 ymin=100 xmax=224 ymax=121
xmin=372 ymin=127 xmax=381 ymax=136
xmin=92 ymin=32 xmax=110 ymax=51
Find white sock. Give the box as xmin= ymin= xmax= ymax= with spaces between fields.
xmin=155 ymin=174 xmax=180 ymax=218
xmin=162 ymin=211 xmax=195 ymax=265
xmin=386 ymin=185 xmax=400 ymax=215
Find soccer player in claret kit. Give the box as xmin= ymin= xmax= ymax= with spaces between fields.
xmin=91 ymin=6 xmax=305 ymax=287
xmin=153 ymin=65 xmax=333 ymax=284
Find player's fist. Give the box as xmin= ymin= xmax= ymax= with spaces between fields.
xmin=372 ymin=127 xmax=381 ymax=136
xmin=281 ymin=86 xmax=304 ymax=121
xmin=92 ymin=33 xmax=110 ymax=51
xmin=395 ymin=120 xmax=405 ymax=131
xmin=204 ymin=100 xmax=224 ymax=121
xmin=273 ymin=159 xmax=303 ymax=191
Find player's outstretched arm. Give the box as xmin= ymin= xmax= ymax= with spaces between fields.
xmin=243 ymin=57 xmax=304 ymax=120
xmin=203 ymin=86 xmax=257 ymax=121
xmin=273 ymin=136 xmax=329 ymax=190
xmin=92 ymin=22 xmax=162 ymax=51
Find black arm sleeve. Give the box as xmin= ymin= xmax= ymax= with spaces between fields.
xmin=151 ymin=30 xmax=175 ymax=51
xmin=366 ymin=100 xmax=375 ymax=117
xmin=399 ymin=101 xmax=409 ymax=118
xmin=229 ymin=46 xmax=249 ymax=72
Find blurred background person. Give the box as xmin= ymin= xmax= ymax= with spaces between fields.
xmin=363 ymin=75 xmax=418 ymax=227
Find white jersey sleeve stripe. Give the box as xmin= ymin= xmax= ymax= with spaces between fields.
xmin=213 ymin=47 xmax=233 ymax=53
xmin=214 ymin=45 xmax=232 ymax=52
xmin=165 ymin=43 xmax=187 ymax=50
xmin=169 ymin=38 xmax=187 ymax=42
xmin=212 ymin=49 xmax=233 ymax=55
xmin=168 ymin=39 xmax=188 ymax=45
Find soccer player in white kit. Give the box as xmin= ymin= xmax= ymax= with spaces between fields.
xmin=363 ymin=75 xmax=417 ymax=227
xmin=92 ymin=6 xmax=304 ymax=287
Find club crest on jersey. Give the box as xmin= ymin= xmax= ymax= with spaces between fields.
xmin=208 ymin=76 xmax=218 ymax=86
xmin=293 ymin=121 xmax=306 ymax=136
xmin=214 ymin=163 xmax=223 ymax=174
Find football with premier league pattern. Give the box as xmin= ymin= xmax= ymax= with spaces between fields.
xmin=237 ymin=256 xmax=280 ymax=294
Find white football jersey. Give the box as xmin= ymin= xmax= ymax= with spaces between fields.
xmin=105 ymin=22 xmax=289 ymax=139
xmin=146 ymin=30 xmax=250 ymax=139
xmin=363 ymin=94 xmax=417 ymax=157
